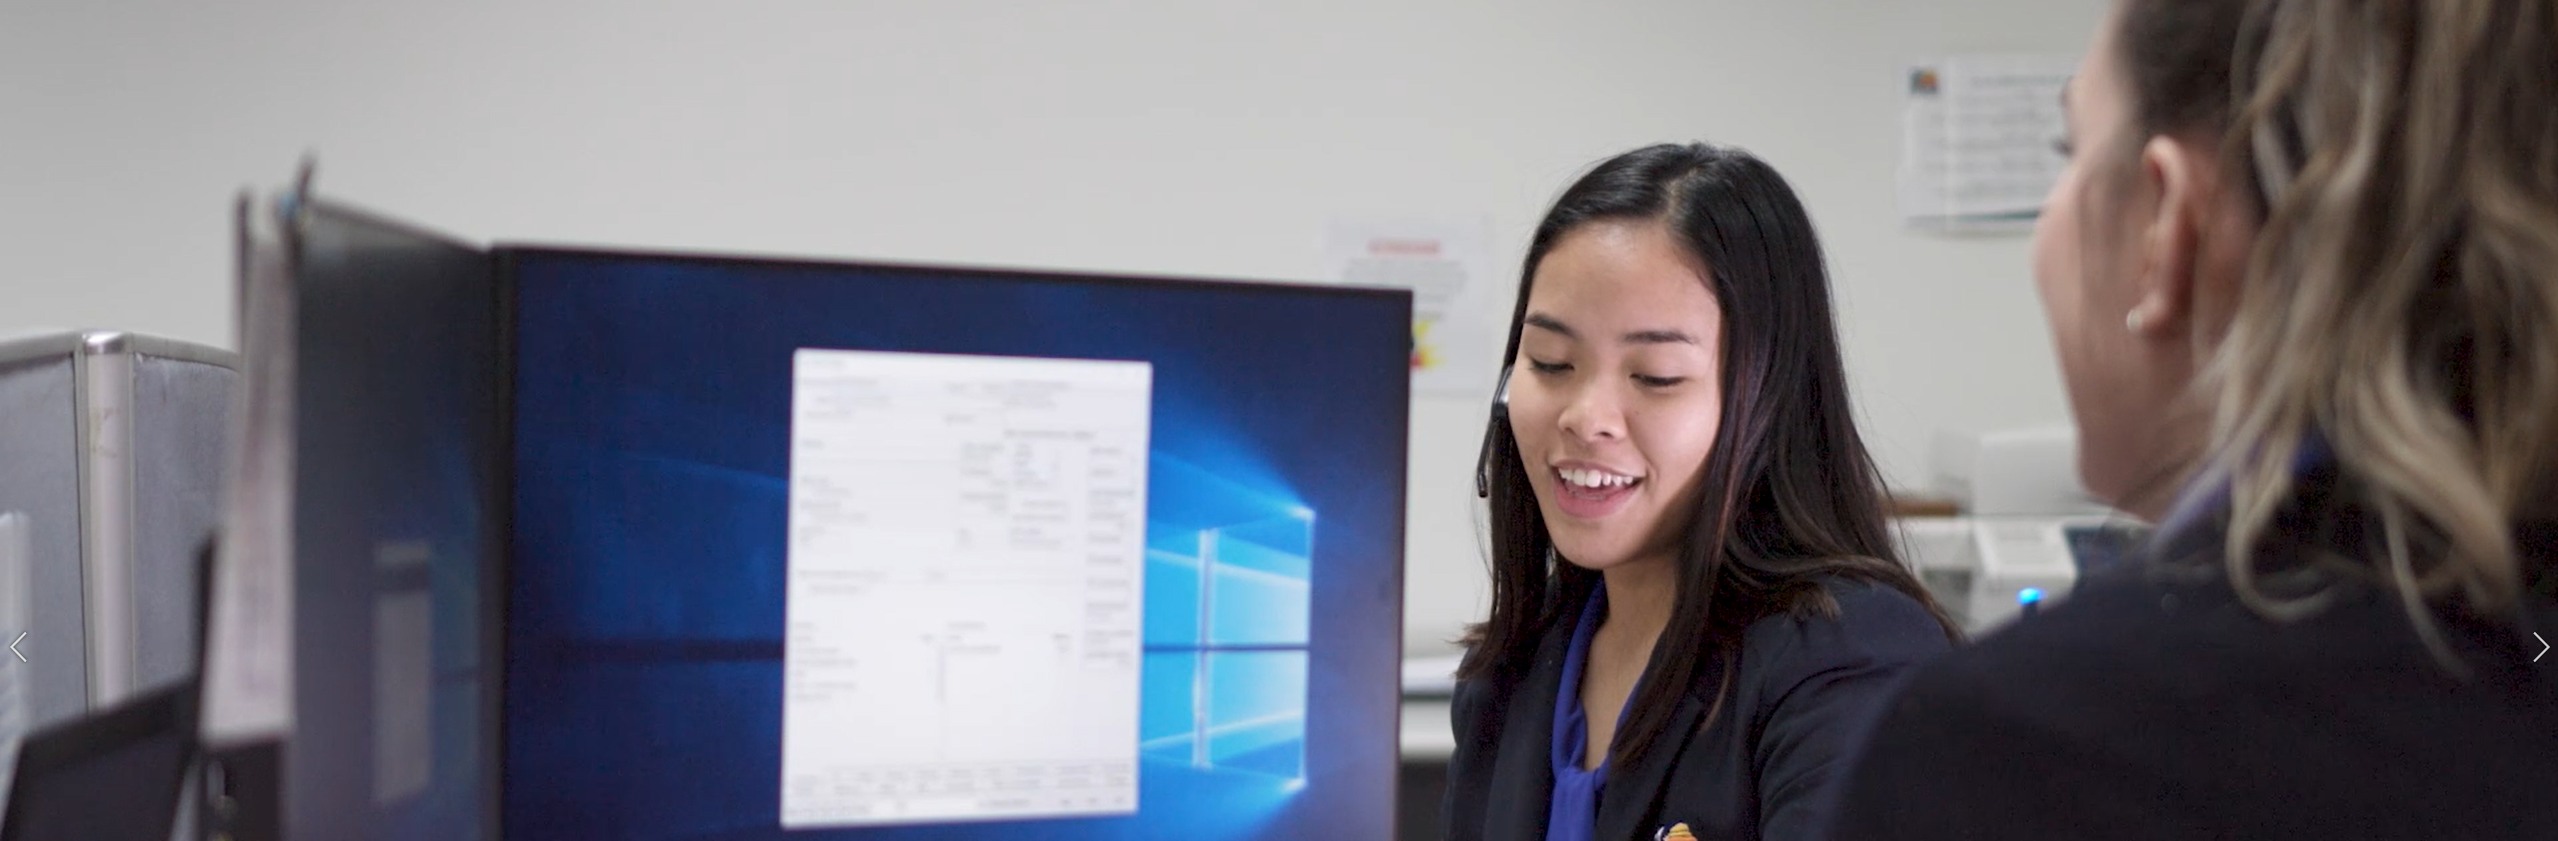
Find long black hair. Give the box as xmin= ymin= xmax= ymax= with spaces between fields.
xmin=1459 ymin=143 xmax=1960 ymax=767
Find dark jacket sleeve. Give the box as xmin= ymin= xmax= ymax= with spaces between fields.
xmin=1822 ymin=576 xmax=2194 ymax=841
xmin=1749 ymin=581 xmax=1954 ymax=840
xmin=1444 ymin=671 xmax=1500 ymax=841
xmin=1445 ymin=621 xmax=1574 ymax=841
xmin=1821 ymin=652 xmax=2038 ymax=840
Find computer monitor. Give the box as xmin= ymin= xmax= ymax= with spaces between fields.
xmin=0 ymin=681 xmax=195 ymax=841
xmin=500 ymin=249 xmax=1411 ymax=840
xmin=282 ymin=202 xmax=505 ymax=840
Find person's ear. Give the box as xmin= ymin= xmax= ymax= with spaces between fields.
xmin=2126 ymin=134 xmax=2213 ymax=339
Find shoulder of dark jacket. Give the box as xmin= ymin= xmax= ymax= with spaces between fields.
xmin=1723 ymin=575 xmax=1956 ymax=702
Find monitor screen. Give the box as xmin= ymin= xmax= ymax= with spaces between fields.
xmin=1 ymin=681 xmax=195 ymax=841
xmin=502 ymin=249 xmax=1410 ymax=841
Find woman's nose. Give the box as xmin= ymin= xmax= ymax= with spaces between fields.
xmin=1556 ymin=383 xmax=1625 ymax=444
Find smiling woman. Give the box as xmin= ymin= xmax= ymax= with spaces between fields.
xmin=1512 ymin=224 xmax=1726 ymax=552
xmin=1442 ymin=143 xmax=1960 ymax=841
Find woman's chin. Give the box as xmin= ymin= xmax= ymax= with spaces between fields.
xmin=1550 ymin=540 xmax=1646 ymax=573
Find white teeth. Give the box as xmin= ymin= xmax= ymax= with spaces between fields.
xmin=1560 ymin=468 xmax=1637 ymax=488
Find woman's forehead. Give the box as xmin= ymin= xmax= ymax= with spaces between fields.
xmin=1526 ymin=223 xmax=1720 ymax=330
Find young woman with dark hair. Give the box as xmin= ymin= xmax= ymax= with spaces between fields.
xmin=1443 ymin=143 xmax=1959 ymax=841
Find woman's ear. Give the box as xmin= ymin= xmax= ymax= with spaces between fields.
xmin=2127 ymin=134 xmax=2215 ymax=339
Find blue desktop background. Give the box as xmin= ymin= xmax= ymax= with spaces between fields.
xmin=502 ymin=250 xmax=1409 ymax=840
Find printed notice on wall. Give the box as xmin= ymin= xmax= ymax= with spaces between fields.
xmin=1323 ymin=217 xmax=1502 ymax=396
xmin=1900 ymin=55 xmax=2077 ymax=233
xmin=780 ymin=349 xmax=1152 ymax=829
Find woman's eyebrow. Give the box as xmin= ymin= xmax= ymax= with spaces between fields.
xmin=1524 ymin=313 xmax=1575 ymax=338
xmin=1525 ymin=314 xmax=1696 ymax=345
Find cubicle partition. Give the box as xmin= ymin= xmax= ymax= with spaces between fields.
xmin=0 ymin=331 xmax=234 ymax=731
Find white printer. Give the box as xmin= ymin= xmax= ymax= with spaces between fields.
xmin=1916 ymin=426 xmax=2141 ymax=634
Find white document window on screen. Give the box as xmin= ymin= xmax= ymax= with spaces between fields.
xmin=777 ymin=349 xmax=1153 ymax=830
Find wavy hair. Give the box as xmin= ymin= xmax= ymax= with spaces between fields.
xmin=2115 ymin=0 xmax=2558 ymax=660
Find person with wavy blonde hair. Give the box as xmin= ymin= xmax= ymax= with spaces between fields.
xmin=1827 ymin=1 xmax=2558 ymax=838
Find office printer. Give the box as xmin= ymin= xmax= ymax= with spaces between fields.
xmin=1913 ymin=426 xmax=2143 ymax=634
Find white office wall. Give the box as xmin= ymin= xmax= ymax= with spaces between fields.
xmin=0 ymin=0 xmax=2104 ymax=654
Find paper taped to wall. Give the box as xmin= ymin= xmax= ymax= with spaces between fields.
xmin=1900 ymin=55 xmax=2077 ymax=233
xmin=1323 ymin=217 xmax=1502 ymax=396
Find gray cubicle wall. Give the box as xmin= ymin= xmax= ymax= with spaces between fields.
xmin=0 ymin=337 xmax=84 ymax=729
xmin=0 ymin=331 xmax=235 ymax=730
xmin=129 ymin=340 xmax=233 ymax=692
